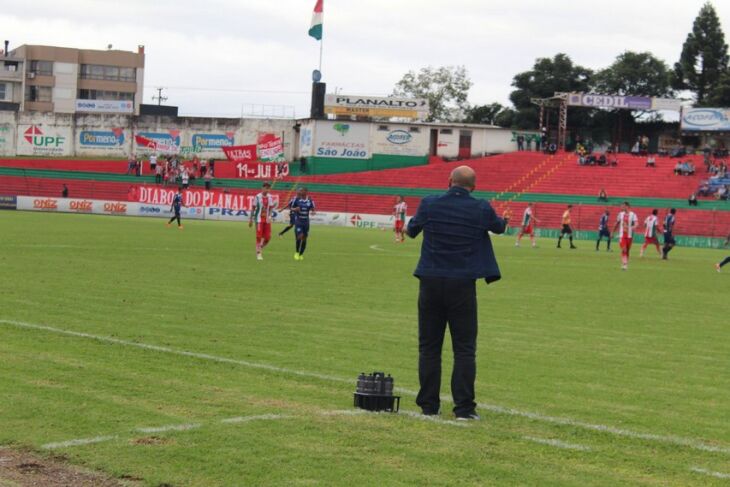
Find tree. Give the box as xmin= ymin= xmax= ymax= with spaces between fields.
xmin=392 ymin=66 xmax=472 ymax=122
xmin=507 ymin=53 xmax=593 ymax=128
xmin=672 ymin=2 xmax=729 ymax=105
xmin=464 ymin=102 xmax=504 ymax=125
xmin=594 ymin=51 xmax=672 ymax=98
xmin=707 ymin=70 xmax=730 ymax=106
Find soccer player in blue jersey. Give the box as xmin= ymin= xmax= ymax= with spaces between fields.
xmin=596 ymin=209 xmax=611 ymax=251
xmin=292 ymin=187 xmax=315 ymax=261
xmin=661 ymin=208 xmax=677 ymax=260
xmin=716 ymin=231 xmax=730 ymax=272
xmin=166 ymin=189 xmax=184 ymax=229
xmin=278 ymin=191 xmax=300 ymax=237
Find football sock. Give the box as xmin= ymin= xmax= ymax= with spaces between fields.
xmin=300 ymin=239 xmax=307 ymax=255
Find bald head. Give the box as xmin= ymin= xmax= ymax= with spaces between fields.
xmin=449 ymin=165 xmax=476 ymax=191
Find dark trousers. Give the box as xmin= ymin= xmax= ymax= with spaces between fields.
xmin=417 ymin=276 xmax=477 ymax=416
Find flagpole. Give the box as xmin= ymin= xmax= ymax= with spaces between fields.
xmin=318 ymin=35 xmax=323 ymax=73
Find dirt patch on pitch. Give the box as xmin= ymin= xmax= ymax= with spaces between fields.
xmin=0 ymin=447 xmax=129 ymax=486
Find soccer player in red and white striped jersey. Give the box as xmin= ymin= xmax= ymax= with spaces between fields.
xmin=640 ymin=209 xmax=661 ymax=257
xmin=612 ymin=201 xmax=638 ymax=270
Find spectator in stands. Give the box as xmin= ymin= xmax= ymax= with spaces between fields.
xmin=181 ymin=167 xmax=190 ymax=189
xmin=670 ymin=146 xmax=686 ymax=158
xmin=688 ymin=192 xmax=698 ymax=206
xmin=597 ymin=153 xmax=607 ymax=166
xmin=299 ymin=157 xmax=307 ymax=173
xmin=525 ymin=136 xmax=532 ymax=151
xmin=200 ymin=157 xmax=208 ymax=177
xmin=126 ymin=154 xmax=136 ymax=175
xmin=718 ymin=185 xmax=729 ymax=200
xmin=547 ymin=142 xmax=557 ymax=155
xmin=674 ymin=161 xmax=683 ymax=175
xmin=204 ymin=169 xmax=214 ymax=190
xmin=155 ymin=163 xmax=163 ymax=185
xmin=150 ymin=153 xmax=157 ymax=173
xmin=609 ymin=156 xmax=618 ymax=167
xmin=631 ymin=140 xmax=640 ymax=155
xmin=517 ymin=134 xmax=525 ymax=151
xmin=640 ymin=135 xmax=649 ymax=155
xmin=135 ymin=157 xmax=142 ymax=177
xmin=698 ymin=182 xmax=712 ymax=196
xmin=646 ymin=156 xmax=656 ymax=168
xmin=61 ymin=184 xmax=68 ymax=198
xmin=209 ymin=158 xmax=216 ymax=176
xmin=598 ymin=188 xmax=608 ymax=202
xmin=191 ymin=157 xmax=199 ymax=179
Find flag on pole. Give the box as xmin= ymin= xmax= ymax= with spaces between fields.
xmin=308 ymin=0 xmax=323 ymax=40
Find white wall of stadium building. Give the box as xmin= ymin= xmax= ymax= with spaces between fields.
xmin=0 ymin=110 xmax=531 ymax=161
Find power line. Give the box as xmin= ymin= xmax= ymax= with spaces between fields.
xmin=144 ymin=85 xmax=309 ymax=95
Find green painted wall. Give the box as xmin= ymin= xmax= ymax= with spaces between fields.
xmin=289 ymin=153 xmax=428 ymax=176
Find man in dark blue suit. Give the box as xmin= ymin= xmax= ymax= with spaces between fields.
xmin=407 ymin=166 xmax=509 ymax=420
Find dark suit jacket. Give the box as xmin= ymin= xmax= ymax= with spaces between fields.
xmin=407 ymin=186 xmax=507 ymax=283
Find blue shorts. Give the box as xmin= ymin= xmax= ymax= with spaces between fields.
xmin=295 ymin=222 xmax=310 ymax=237
xmin=598 ymin=229 xmax=610 ymax=238
xmin=664 ymin=232 xmax=675 ymax=245
xmin=289 ymin=213 xmax=296 ymax=225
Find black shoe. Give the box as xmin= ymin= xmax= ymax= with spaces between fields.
xmin=570 ymin=245 xmax=577 ymax=249
xmin=421 ymin=409 xmax=440 ymax=416
xmin=455 ymin=412 xmax=481 ymax=421
xmin=557 ymin=245 xmax=561 ymax=249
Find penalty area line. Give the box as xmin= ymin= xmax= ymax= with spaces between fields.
xmin=691 ymin=467 xmax=730 ymax=479
xmin=4 ymin=319 xmax=730 ymax=456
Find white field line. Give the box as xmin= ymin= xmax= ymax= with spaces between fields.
xmin=399 ymin=410 xmax=470 ymax=427
xmin=4 ymin=319 xmax=730 ymax=455
xmin=41 ymin=435 xmax=118 ymax=450
xmin=691 ymin=467 xmax=730 ymax=479
xmin=523 ymin=436 xmax=591 ymax=451
xmin=136 ymin=423 xmax=201 ymax=434
xmin=220 ymin=414 xmax=290 ymax=424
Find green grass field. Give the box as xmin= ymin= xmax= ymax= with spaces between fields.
xmin=1 ymin=211 xmax=729 ymax=486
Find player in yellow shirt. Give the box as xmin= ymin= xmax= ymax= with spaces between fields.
xmin=557 ymin=204 xmax=577 ymax=249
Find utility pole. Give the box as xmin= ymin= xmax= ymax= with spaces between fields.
xmin=152 ymin=87 xmax=167 ymax=106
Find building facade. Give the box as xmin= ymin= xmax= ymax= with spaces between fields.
xmin=3 ymin=44 xmax=144 ymax=115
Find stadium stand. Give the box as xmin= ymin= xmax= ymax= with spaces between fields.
xmin=0 ymin=152 xmax=728 ymax=238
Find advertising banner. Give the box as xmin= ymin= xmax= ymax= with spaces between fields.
xmin=324 ymin=94 xmax=429 ymax=119
xmin=234 ymin=162 xmax=288 ymax=179
xmin=16 ymin=125 xmax=72 ymax=156
xmin=680 ymin=108 xmax=730 ymax=132
xmin=347 ymin=212 xmax=395 ymax=230
xmin=135 ymin=131 xmax=181 ymax=154
xmin=0 ymin=195 xmax=17 ymax=210
xmin=299 ymin=123 xmax=314 ymax=157
xmin=79 ymin=128 xmax=126 ymax=150
xmin=314 ymin=121 xmax=370 ymax=159
xmin=192 ymin=133 xmax=235 ymax=151
xmin=371 ymin=128 xmax=428 ymax=156
xmin=222 ymin=144 xmax=257 ymax=162
xmin=75 ymin=100 xmax=134 ymax=114
xmin=567 ymin=93 xmax=652 ymax=110
xmin=136 ymin=186 xmax=280 ymax=211
xmin=257 ymin=133 xmax=284 ymax=162
xmin=651 ymin=98 xmax=683 ymax=112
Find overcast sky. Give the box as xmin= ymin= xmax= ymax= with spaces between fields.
xmin=2 ymin=0 xmax=728 ymax=118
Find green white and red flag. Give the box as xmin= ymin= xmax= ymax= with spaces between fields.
xmin=308 ymin=0 xmax=323 ymax=40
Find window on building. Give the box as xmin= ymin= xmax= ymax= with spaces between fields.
xmin=440 ymin=129 xmax=453 ymax=134
xmin=119 ymin=67 xmax=135 ymax=82
xmin=29 ymin=60 xmax=53 ymax=76
xmin=0 ymin=83 xmax=6 ymax=100
xmin=378 ymin=125 xmax=389 ymax=131
xmin=409 ymin=127 xmax=420 ymax=133
xmin=26 ymin=86 xmax=52 ymax=102
xmin=80 ymin=64 xmax=136 ymax=82
xmin=78 ymin=89 xmax=134 ymax=101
